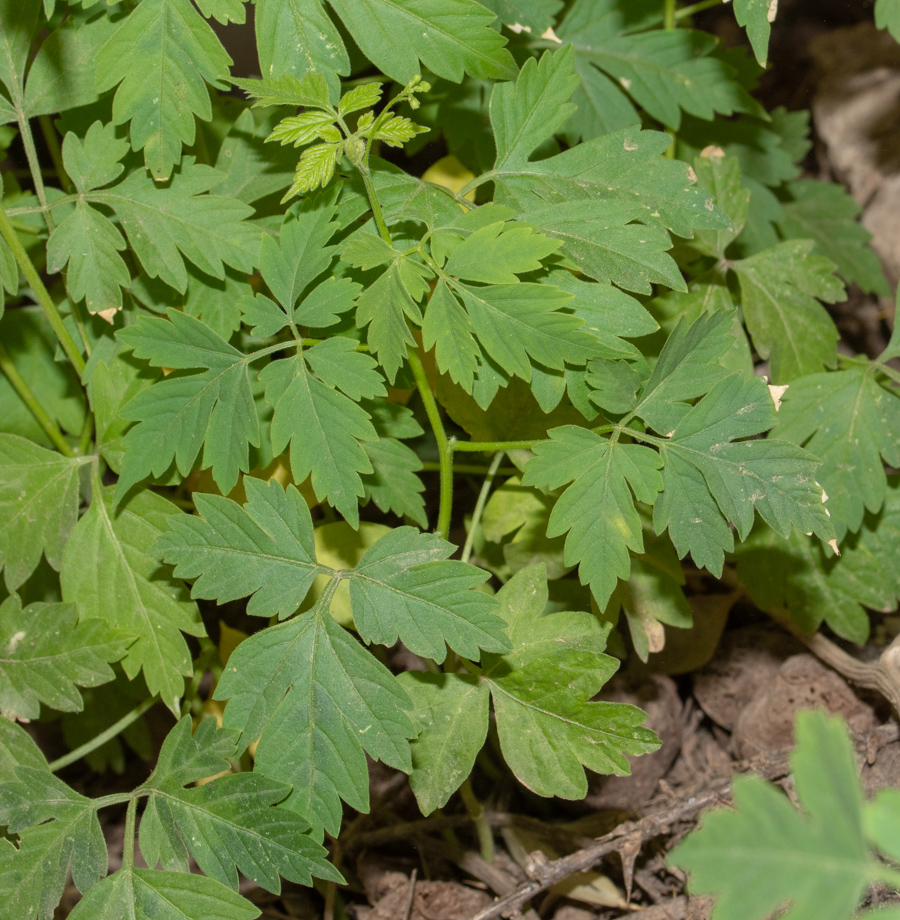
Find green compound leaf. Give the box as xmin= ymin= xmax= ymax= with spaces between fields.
xmin=86 ymin=156 xmax=259 ymax=295
xmin=691 ymin=151 xmax=750 ymax=260
xmin=730 ymin=0 xmax=777 ymax=67
xmin=214 ymin=593 xmax=414 ymax=836
xmin=327 ymin=0 xmax=516 ymax=84
xmin=771 ymin=367 xmax=900 ymax=539
xmin=347 ymin=526 xmax=509 ymax=662
xmin=156 ymin=477 xmax=327 ymax=620
xmin=877 ymin=0 xmax=900 ymax=42
xmin=116 ymin=310 xmax=259 ymax=498
xmin=423 ymin=278 xmax=480 ymax=392
xmin=481 ymin=565 xmax=659 ymax=798
xmin=522 ymin=429 xmax=663 ymax=609
xmin=95 ymin=0 xmax=232 ymax=180
xmin=0 ymin=768 xmax=106 ymax=920
xmin=0 ymin=434 xmax=88 ymax=592
xmin=60 ymin=485 xmax=205 ymax=716
xmin=47 ymin=200 xmax=130 ymax=317
xmin=732 ymin=240 xmax=844 ymax=384
xmin=261 ymin=354 xmax=377 ymax=527
xmin=399 ymin=671 xmax=489 ymax=815
xmin=738 ymin=475 xmax=900 ymax=644
xmin=355 ymin=255 xmax=432 ymax=383
xmin=634 ymin=309 xmax=734 ymax=437
xmin=655 ymin=374 xmax=835 ymax=577
xmin=361 ymin=401 xmax=427 ymax=527
xmin=213 ymin=108 xmax=297 ymax=205
xmin=479 ymin=0 xmax=563 ymax=34
xmin=0 ymin=0 xmax=38 ymax=101
xmin=283 ymin=142 xmax=343 ymax=201
xmin=195 ymin=0 xmax=248 ymax=25
xmin=777 ymin=179 xmax=889 ymax=298
xmin=672 ymin=710 xmax=873 ymax=920
xmin=491 ymin=82 xmax=727 ymax=242
xmin=517 ymin=200 xmax=684 ymax=294
xmin=0 ymin=720 xmax=49 ymax=785
xmin=443 ymin=220 xmax=561 ymax=283
xmin=258 ymin=189 xmax=348 ymax=313
xmin=368 ymin=114 xmax=428 ymax=147
xmin=139 ymin=718 xmax=341 ymax=893
xmin=556 ymin=25 xmax=761 ymax=132
xmin=491 ymin=48 xmax=580 ymax=172
xmin=23 ymin=9 xmax=116 ymax=119
xmin=0 ymin=596 xmax=131 ymax=721
xmin=455 ymin=280 xmax=599 ymax=382
xmin=234 ymin=71 xmax=332 ymax=110
xmin=254 ymin=0 xmax=348 ymax=100
xmin=339 ymin=81 xmax=383 ymax=114
xmin=489 ymin=47 xmax=726 ymax=237
xmin=45 ymin=122 xmax=131 ymax=315
xmin=67 ymin=868 xmax=259 ymax=920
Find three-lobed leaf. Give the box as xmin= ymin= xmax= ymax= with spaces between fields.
xmin=672 ymin=710 xmax=875 ymax=920
xmin=772 ymin=366 xmax=900 ymax=538
xmin=481 ymin=565 xmax=659 ymax=797
xmin=0 ymin=768 xmax=107 ymax=920
xmin=214 ymin=593 xmax=414 ymax=835
xmin=139 ymin=718 xmax=341 ymax=893
xmin=60 ymin=484 xmax=205 ymax=716
xmin=95 ymin=0 xmax=232 ymax=179
xmin=0 ymin=596 xmax=131 ymax=721
xmin=0 ymin=434 xmax=88 ymax=592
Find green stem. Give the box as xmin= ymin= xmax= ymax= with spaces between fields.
xmin=49 ymin=697 xmax=157 ymax=773
xmin=0 ymin=338 xmax=74 ymax=456
xmin=360 ymin=166 xmax=392 ymax=244
xmin=461 ymin=451 xmax=504 ymax=565
xmin=408 ymin=347 xmax=453 ymax=538
xmin=459 ymin=777 xmax=494 ymax=863
xmin=0 ymin=205 xmax=85 ymax=376
xmin=38 ymin=114 xmax=70 ymax=192
xmin=77 ymin=411 xmax=94 ymax=456
xmin=421 ymin=461 xmax=518 ymax=476
xmin=18 ymin=111 xmax=55 ymax=232
xmin=92 ymin=790 xmax=138 ymax=811
xmin=675 ymin=0 xmax=724 ymax=20
xmin=5 ymin=194 xmax=78 ymax=217
xmin=663 ymin=0 xmax=678 ymax=157
xmin=123 ymin=796 xmax=137 ymax=871
xmin=452 ymin=439 xmax=541 ymax=453
xmin=181 ymin=637 xmax=221 ymax=718
xmin=664 ymin=0 xmax=677 ymax=30
xmin=458 ymin=171 xmax=496 ymax=200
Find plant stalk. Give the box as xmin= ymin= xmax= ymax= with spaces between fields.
xmin=408 ymin=347 xmax=454 ymax=538
xmin=0 ymin=205 xmax=85 ymax=375
xmin=17 ymin=111 xmax=55 ymax=233
xmin=421 ymin=461 xmax=518 ymax=476
xmin=0 ymin=338 xmax=74 ymax=456
xmin=49 ymin=697 xmax=157 ymax=773
xmin=360 ymin=166 xmax=392 ymax=244
xmin=452 ymin=439 xmax=540 ymax=453
xmin=460 ymin=777 xmax=494 ymax=863
xmin=461 ymin=451 xmax=504 ymax=565
xmin=675 ymin=0 xmax=724 ymax=21
xmin=664 ymin=0 xmax=677 ymax=30
xmin=123 ymin=796 xmax=137 ymax=871
xmin=38 ymin=114 xmax=70 ymax=192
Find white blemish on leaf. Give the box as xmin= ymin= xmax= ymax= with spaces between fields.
xmin=768 ymin=384 xmax=789 ymax=411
